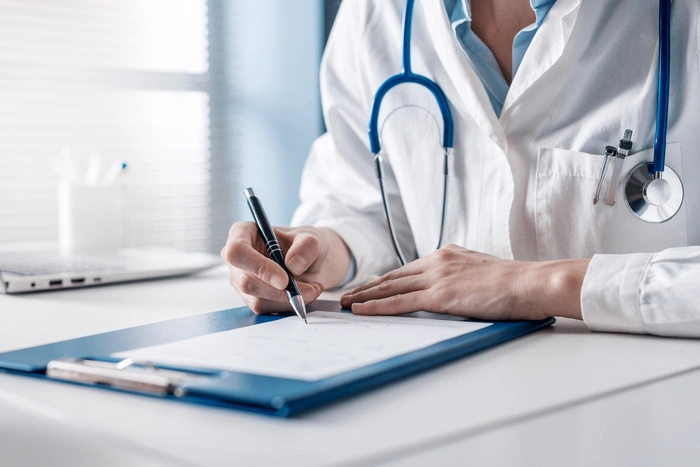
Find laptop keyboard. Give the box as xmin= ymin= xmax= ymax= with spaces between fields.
xmin=0 ymin=253 xmax=115 ymax=276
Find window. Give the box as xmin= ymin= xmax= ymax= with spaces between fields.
xmin=0 ymin=0 xmax=236 ymax=252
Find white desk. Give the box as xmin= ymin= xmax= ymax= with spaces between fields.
xmin=381 ymin=365 xmax=700 ymax=467
xmin=1 ymin=265 xmax=699 ymax=466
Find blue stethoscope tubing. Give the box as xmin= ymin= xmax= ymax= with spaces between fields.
xmin=369 ymin=0 xmax=678 ymax=265
xmin=654 ymin=0 xmax=670 ymax=176
xmin=368 ymin=0 xmax=454 ymax=153
xmin=625 ymin=0 xmax=683 ymax=223
xmin=368 ymin=0 xmax=454 ymax=266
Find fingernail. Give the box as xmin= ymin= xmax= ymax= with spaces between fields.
xmin=287 ymin=257 xmax=305 ymax=275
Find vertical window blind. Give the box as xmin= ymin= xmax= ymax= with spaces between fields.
xmin=0 ymin=0 xmax=236 ymax=252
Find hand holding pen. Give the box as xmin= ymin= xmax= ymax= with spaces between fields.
xmin=245 ymin=188 xmax=308 ymax=322
xmin=221 ymin=190 xmax=354 ymax=317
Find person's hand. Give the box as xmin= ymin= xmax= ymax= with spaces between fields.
xmin=340 ymin=244 xmax=589 ymax=321
xmin=222 ymin=223 xmax=351 ymax=314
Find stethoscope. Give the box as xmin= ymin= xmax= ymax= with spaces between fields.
xmin=618 ymin=0 xmax=684 ymax=223
xmin=368 ymin=0 xmax=682 ymax=266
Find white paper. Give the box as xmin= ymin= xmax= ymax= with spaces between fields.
xmin=113 ymin=311 xmax=491 ymax=381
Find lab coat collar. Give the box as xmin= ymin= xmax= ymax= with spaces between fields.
xmin=502 ymin=0 xmax=582 ymax=116
xmin=421 ymin=0 xmax=582 ymax=145
xmin=453 ymin=0 xmax=556 ymax=28
xmin=421 ymin=0 xmax=507 ymax=152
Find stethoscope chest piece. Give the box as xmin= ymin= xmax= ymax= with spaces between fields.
xmin=625 ymin=162 xmax=683 ymax=223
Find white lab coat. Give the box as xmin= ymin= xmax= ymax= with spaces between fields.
xmin=291 ymin=0 xmax=700 ymax=337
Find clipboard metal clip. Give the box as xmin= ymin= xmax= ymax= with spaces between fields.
xmin=46 ymin=357 xmax=205 ymax=396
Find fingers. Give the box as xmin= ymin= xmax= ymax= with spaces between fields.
xmin=350 ymin=290 xmax=426 ymax=316
xmin=244 ymin=286 xmax=322 ymax=314
xmin=343 ymin=260 xmax=425 ymax=297
xmin=222 ymin=222 xmax=327 ymax=314
xmin=222 ymin=225 xmax=288 ymax=290
xmin=232 ymin=268 xmax=324 ymax=314
xmin=283 ymin=232 xmax=322 ymax=276
xmin=340 ymin=274 xmax=427 ymax=309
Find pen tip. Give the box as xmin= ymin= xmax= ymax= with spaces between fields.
xmin=289 ymin=295 xmax=307 ymax=323
xmin=304 ymin=318 xmax=308 ymax=324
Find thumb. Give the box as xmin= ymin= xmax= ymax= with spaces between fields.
xmin=284 ymin=231 xmax=323 ymax=276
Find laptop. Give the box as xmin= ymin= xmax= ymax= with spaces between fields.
xmin=0 ymin=248 xmax=222 ymax=294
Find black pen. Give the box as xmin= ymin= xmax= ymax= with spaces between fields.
xmin=244 ymin=187 xmax=307 ymax=324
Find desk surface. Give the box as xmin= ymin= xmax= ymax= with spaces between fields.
xmin=381 ymin=365 xmax=700 ymax=467
xmin=1 ymin=265 xmax=699 ymax=466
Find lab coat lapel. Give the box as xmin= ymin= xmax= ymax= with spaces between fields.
xmin=502 ymin=0 xmax=582 ymax=115
xmin=419 ymin=0 xmax=506 ymax=152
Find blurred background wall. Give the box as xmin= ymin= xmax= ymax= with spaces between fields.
xmin=229 ymin=0 xmax=323 ymax=231
xmin=0 ymin=0 xmax=342 ymax=253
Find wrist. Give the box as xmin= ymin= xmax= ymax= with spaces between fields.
xmin=317 ymin=227 xmax=353 ymax=288
xmin=524 ymin=259 xmax=589 ymax=320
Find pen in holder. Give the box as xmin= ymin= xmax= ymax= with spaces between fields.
xmin=58 ymin=181 xmax=125 ymax=254
xmin=55 ymin=150 xmax=127 ymax=254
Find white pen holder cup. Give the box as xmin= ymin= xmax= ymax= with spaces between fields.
xmin=58 ymin=182 xmax=124 ymax=254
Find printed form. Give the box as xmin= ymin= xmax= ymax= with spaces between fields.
xmin=115 ymin=311 xmax=491 ymax=381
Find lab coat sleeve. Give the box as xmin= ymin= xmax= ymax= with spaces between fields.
xmin=581 ymin=247 xmax=700 ymax=338
xmin=291 ymin=0 xmax=412 ymax=287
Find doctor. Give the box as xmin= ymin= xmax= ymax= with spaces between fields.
xmin=222 ymin=0 xmax=700 ymax=338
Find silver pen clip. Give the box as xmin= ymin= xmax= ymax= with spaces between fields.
xmin=593 ymin=146 xmax=617 ymax=205
xmin=604 ymin=129 xmax=634 ymax=207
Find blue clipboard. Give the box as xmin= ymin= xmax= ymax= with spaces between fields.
xmin=0 ymin=301 xmax=554 ymax=417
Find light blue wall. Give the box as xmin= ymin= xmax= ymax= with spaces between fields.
xmin=230 ymin=0 xmax=323 ymax=226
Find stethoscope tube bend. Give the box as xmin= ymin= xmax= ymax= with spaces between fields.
xmin=368 ymin=0 xmax=453 ymax=155
xmin=368 ymin=0 xmax=454 ymax=265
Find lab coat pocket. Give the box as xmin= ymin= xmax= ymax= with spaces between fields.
xmin=534 ymin=144 xmax=687 ymax=260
